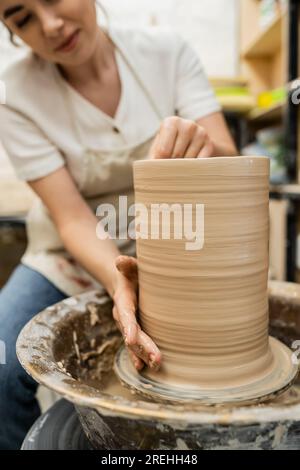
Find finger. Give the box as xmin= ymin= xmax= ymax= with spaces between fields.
xmin=113 ymin=307 xmax=142 ymax=368
xmin=139 ymin=330 xmax=162 ymax=368
xmin=172 ymin=120 xmax=199 ymax=158
xmin=112 ymin=305 xmax=121 ymax=328
xmin=148 ymin=132 xmax=161 ymax=159
xmin=127 ymin=348 xmax=145 ymax=371
xmin=184 ymin=128 xmax=207 ymax=158
xmin=113 ymin=306 xmax=127 ymax=341
xmin=129 ymin=329 xmax=162 ymax=370
xmin=197 ymin=140 xmax=214 ymax=158
xmin=115 ymin=305 xmax=150 ymax=366
xmin=115 ymin=300 xmax=139 ymax=345
xmin=115 ymin=256 xmax=138 ymax=283
xmin=114 ymin=307 xmax=149 ymax=371
xmin=150 ymin=117 xmax=179 ymax=159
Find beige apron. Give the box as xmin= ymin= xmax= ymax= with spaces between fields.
xmin=22 ymin=31 xmax=163 ymax=296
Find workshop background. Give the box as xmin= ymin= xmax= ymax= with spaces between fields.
xmin=0 ymin=0 xmax=299 ymax=288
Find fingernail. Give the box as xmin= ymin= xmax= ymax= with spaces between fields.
xmin=124 ymin=335 xmax=129 ymax=346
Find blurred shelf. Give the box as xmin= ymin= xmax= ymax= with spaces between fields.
xmin=219 ymin=96 xmax=255 ymax=114
xmin=248 ymin=101 xmax=286 ymax=123
xmin=242 ymin=13 xmax=285 ymax=59
xmin=211 ymin=76 xmax=255 ymax=114
xmin=209 ymin=76 xmax=249 ymax=88
xmin=270 ymin=184 xmax=300 ymax=199
xmin=0 ymin=216 xmax=26 ymax=225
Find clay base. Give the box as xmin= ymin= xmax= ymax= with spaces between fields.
xmin=114 ymin=337 xmax=299 ymax=406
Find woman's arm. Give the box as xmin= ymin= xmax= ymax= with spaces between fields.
xmin=196 ymin=112 xmax=238 ymax=157
xmin=149 ymin=112 xmax=238 ymax=159
xmin=29 ymin=167 xmax=162 ymax=371
xmin=29 ymin=166 xmax=120 ymax=298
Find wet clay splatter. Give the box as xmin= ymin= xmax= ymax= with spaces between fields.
xmin=53 ymin=299 xmax=122 ymax=390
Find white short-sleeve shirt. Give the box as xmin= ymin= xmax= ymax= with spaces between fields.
xmin=0 ymin=26 xmax=221 ymax=183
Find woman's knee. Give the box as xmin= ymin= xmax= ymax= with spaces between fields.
xmin=0 ymin=265 xmax=66 ymax=318
xmin=0 ymin=264 xmax=66 ymax=337
xmin=0 ymin=264 xmax=66 ymax=398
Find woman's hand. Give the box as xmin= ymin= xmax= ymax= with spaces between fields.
xmin=149 ymin=116 xmax=215 ymax=159
xmin=112 ymin=255 xmax=162 ymax=371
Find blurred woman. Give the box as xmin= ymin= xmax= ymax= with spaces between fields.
xmin=0 ymin=0 xmax=237 ymax=449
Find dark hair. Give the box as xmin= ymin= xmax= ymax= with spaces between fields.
xmin=2 ymin=24 xmax=19 ymax=46
xmin=9 ymin=30 xmax=18 ymax=46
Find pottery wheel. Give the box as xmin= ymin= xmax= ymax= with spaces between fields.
xmin=114 ymin=337 xmax=298 ymax=406
xmin=22 ymin=400 xmax=92 ymax=450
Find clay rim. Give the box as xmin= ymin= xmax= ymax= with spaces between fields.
xmin=133 ymin=156 xmax=270 ymax=172
xmin=114 ymin=339 xmax=299 ymax=406
xmin=16 ymin=289 xmax=300 ymax=424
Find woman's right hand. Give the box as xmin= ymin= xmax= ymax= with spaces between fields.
xmin=113 ymin=255 xmax=162 ymax=371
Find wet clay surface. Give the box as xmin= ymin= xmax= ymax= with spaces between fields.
xmin=52 ymin=297 xmax=146 ymax=403
xmin=53 ymin=298 xmax=122 ymax=390
xmin=133 ymin=158 xmax=296 ymax=393
xmin=50 ymin=296 xmax=300 ymax=410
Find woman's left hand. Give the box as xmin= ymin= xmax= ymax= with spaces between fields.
xmin=112 ymin=255 xmax=162 ymax=371
xmin=149 ymin=116 xmax=215 ymax=159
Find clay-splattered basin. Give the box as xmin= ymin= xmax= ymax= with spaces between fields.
xmin=17 ymin=282 xmax=300 ymax=450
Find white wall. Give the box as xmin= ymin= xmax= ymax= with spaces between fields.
xmin=0 ymin=0 xmax=239 ymax=77
xmin=101 ymin=0 xmax=239 ymax=77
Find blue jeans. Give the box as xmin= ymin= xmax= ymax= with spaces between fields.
xmin=0 ymin=264 xmax=67 ymax=450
